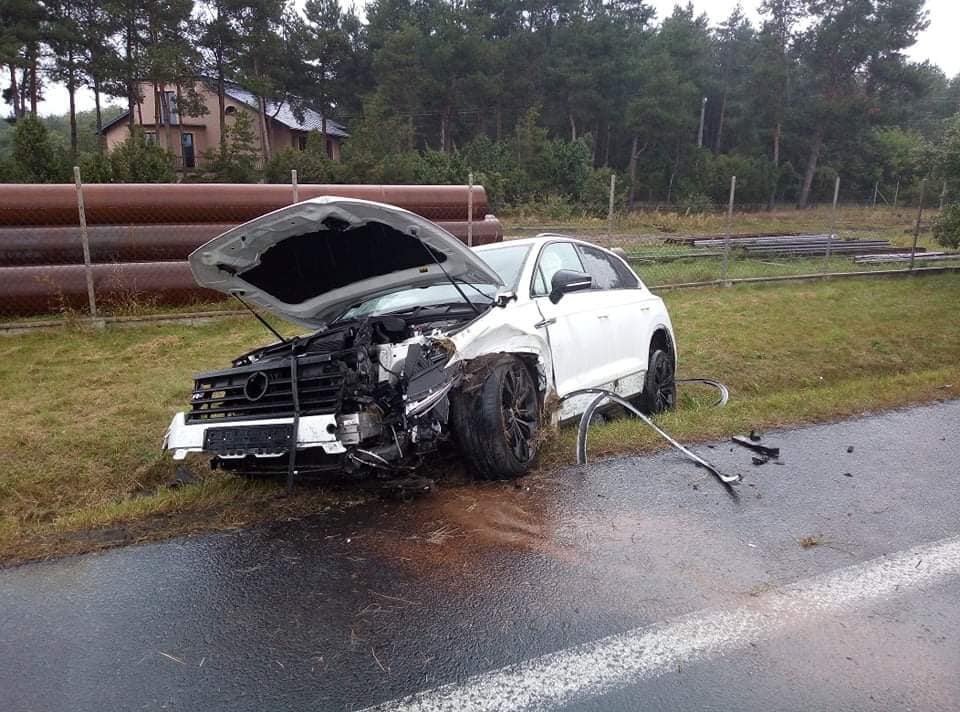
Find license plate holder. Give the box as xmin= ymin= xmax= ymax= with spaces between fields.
xmin=203 ymin=424 xmax=294 ymax=454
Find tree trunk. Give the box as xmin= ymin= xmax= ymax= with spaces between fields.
xmin=67 ymin=59 xmax=78 ymax=156
xmin=152 ymin=83 xmax=163 ymax=147
xmin=258 ymin=95 xmax=272 ymax=161
xmin=163 ymin=85 xmax=175 ymax=153
xmin=569 ymin=113 xmax=576 ymax=142
xmin=603 ymin=123 xmax=610 ymax=167
xmin=797 ymin=129 xmax=823 ymax=209
xmin=495 ymin=106 xmax=502 ymax=142
xmin=440 ymin=106 xmax=451 ymax=152
xmin=217 ymin=64 xmax=226 ymax=153
xmin=714 ymin=90 xmax=727 ymax=152
xmin=666 ymin=143 xmax=681 ymax=203
xmin=772 ymin=120 xmax=781 ymax=165
xmin=8 ymin=63 xmax=21 ymax=117
xmin=93 ymin=79 xmax=104 ymax=153
xmin=28 ymin=48 xmax=38 ymax=115
xmin=628 ymin=135 xmax=639 ymax=208
xmin=126 ymin=26 xmax=136 ymax=129
xmin=175 ymin=84 xmax=185 ymax=168
xmin=321 ymin=112 xmax=327 ymax=156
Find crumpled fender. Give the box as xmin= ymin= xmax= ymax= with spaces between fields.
xmin=446 ymin=309 xmax=553 ymax=399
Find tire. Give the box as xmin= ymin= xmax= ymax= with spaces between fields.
xmin=638 ymin=347 xmax=676 ymax=414
xmin=451 ymin=356 xmax=540 ymax=479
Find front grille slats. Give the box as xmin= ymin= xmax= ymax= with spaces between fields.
xmin=186 ymin=354 xmax=348 ymax=423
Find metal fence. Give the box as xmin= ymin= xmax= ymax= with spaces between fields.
xmin=508 ymin=175 xmax=958 ymax=290
xmin=0 ymin=172 xmax=956 ymax=326
xmin=0 ymin=172 xmax=499 ymax=322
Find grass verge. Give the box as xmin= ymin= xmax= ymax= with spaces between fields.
xmin=1 ymin=272 xmax=958 ymax=565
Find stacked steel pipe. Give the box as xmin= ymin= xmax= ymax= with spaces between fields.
xmin=0 ymin=183 xmax=501 ymax=317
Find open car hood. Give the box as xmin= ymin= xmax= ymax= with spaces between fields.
xmin=189 ymin=197 xmax=504 ymax=329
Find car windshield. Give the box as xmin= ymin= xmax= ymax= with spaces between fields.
xmin=334 ymin=243 xmax=530 ymax=322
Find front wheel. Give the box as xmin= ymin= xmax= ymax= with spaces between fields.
xmin=451 ymin=356 xmax=540 ymax=479
xmin=638 ymin=348 xmax=676 ymax=414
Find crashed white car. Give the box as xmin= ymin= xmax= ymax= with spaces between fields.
xmin=163 ymin=197 xmax=677 ymax=480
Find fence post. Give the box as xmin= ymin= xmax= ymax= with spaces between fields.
xmin=73 ymin=166 xmax=97 ymax=319
xmin=607 ymin=173 xmax=616 ymax=240
xmin=893 ymin=178 xmax=900 ymax=209
xmin=940 ymin=180 xmax=948 ymax=211
xmin=467 ymin=171 xmax=474 ymax=247
xmin=291 ymin=169 xmax=298 ymax=203
xmin=823 ymin=176 xmax=840 ymax=273
xmin=910 ymin=178 xmax=927 ymax=271
xmin=722 ymin=175 xmax=736 ymax=284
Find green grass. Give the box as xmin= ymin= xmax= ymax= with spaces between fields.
xmin=1 ymin=273 xmax=958 ymax=564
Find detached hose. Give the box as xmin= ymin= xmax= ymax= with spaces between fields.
xmin=560 ymin=382 xmax=739 ymax=489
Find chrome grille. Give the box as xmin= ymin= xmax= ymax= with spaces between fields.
xmin=186 ymin=354 xmax=347 ymax=423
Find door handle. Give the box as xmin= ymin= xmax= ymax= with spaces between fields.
xmin=534 ymin=318 xmax=556 ymax=329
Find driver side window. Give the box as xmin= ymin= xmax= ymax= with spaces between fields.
xmin=532 ymin=242 xmax=585 ymax=296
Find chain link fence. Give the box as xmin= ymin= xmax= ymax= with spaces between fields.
xmin=0 ymin=173 xmax=956 ymax=325
xmin=507 ymin=175 xmax=958 ymax=290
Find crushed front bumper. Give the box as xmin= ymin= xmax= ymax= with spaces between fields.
xmin=162 ymin=411 xmax=348 ymax=461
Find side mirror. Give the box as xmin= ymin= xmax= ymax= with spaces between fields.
xmin=549 ymin=269 xmax=593 ymax=304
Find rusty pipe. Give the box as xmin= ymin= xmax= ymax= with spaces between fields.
xmin=0 ymin=184 xmax=490 ymax=226
xmin=0 ymin=219 xmax=503 ymax=265
xmin=0 ymin=262 xmax=221 ymax=316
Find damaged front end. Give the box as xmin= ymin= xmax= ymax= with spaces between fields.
xmin=164 ymin=314 xmax=466 ymax=477
xmin=163 ymin=196 xmax=509 ymax=480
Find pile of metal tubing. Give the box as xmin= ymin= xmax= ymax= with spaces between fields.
xmin=0 ymin=183 xmax=502 ymax=316
xmin=689 ymin=234 xmax=914 ymax=257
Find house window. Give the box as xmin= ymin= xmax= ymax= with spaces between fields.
xmin=162 ymin=91 xmax=179 ymax=126
xmin=224 ymin=106 xmax=236 ymax=116
xmin=326 ymin=139 xmax=333 ymax=158
xmin=144 ymin=131 xmax=157 ymax=145
xmin=297 ymin=134 xmax=308 ymax=151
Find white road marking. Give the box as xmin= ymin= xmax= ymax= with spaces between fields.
xmin=363 ymin=534 xmax=960 ymax=712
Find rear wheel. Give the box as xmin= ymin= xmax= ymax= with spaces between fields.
xmin=638 ymin=347 xmax=676 ymax=414
xmin=451 ymin=356 xmax=540 ymax=479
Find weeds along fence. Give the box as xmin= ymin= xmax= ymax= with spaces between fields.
xmin=512 ymin=175 xmax=958 ymax=289
xmin=0 ymin=175 xmax=501 ymax=321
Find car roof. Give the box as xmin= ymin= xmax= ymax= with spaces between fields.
xmin=474 ymin=234 xmax=605 ymax=251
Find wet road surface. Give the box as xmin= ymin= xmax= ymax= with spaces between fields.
xmin=2 ymin=400 xmax=960 ymax=711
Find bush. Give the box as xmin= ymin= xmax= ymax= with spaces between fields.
xmin=201 ymin=111 xmax=261 ymax=183
xmin=109 ymin=128 xmax=176 ymax=183
xmin=77 ymin=151 xmax=114 ymax=183
xmin=12 ymin=115 xmax=68 ymax=182
xmin=933 ymin=203 xmax=960 ymax=249
xmin=264 ymin=131 xmax=340 ymax=184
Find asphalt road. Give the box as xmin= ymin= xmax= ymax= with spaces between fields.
xmin=2 ymin=400 xmax=960 ymax=712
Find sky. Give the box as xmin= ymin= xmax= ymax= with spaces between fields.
xmin=19 ymin=0 xmax=960 ymax=117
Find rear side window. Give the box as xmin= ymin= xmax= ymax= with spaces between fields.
xmin=577 ymin=245 xmax=639 ymax=290
xmin=532 ymin=242 xmax=585 ymax=296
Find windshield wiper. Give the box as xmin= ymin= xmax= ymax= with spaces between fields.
xmin=419 ymin=242 xmax=482 ymax=316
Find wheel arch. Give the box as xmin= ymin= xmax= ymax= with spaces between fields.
xmin=648 ymin=325 xmax=678 ymax=371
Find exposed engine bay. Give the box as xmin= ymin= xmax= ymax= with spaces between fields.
xmin=176 ymin=307 xmax=480 ymax=479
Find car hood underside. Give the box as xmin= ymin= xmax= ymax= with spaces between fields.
xmin=189 ymin=197 xmax=504 ymax=329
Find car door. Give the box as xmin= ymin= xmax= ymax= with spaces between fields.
xmin=530 ymin=241 xmax=620 ymax=399
xmin=573 ymin=244 xmax=654 ymax=392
